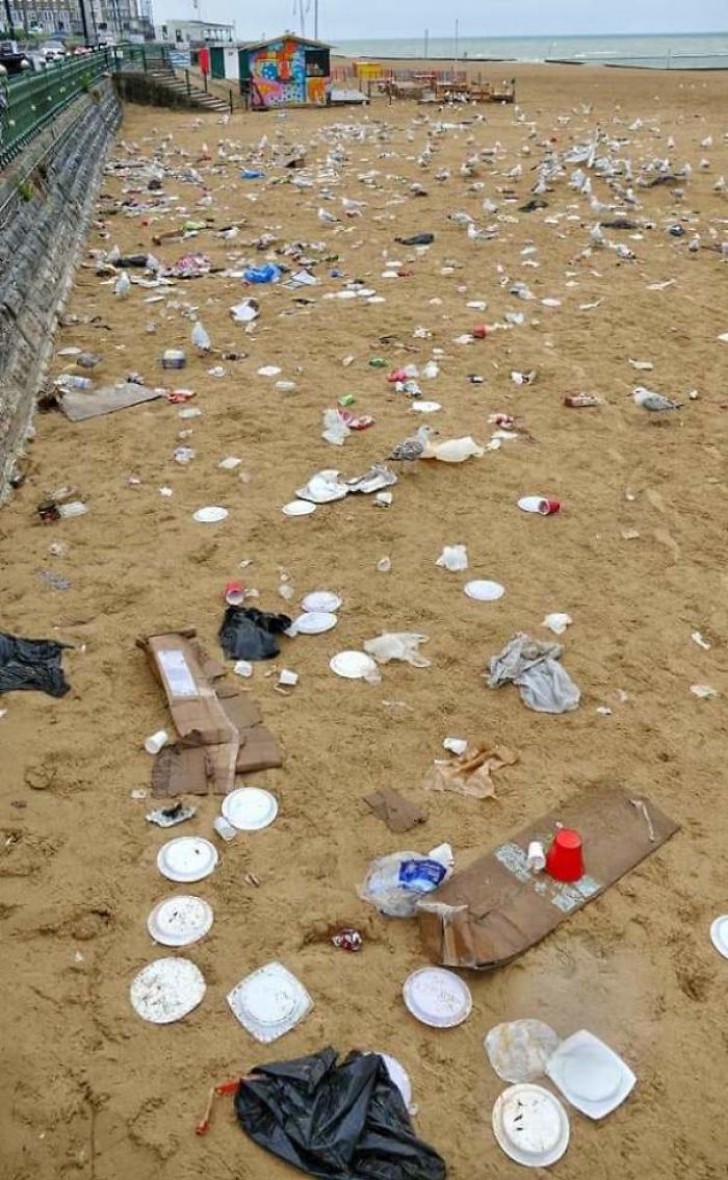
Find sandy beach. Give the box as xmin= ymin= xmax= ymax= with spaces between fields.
xmin=1 ymin=62 xmax=728 ymax=1180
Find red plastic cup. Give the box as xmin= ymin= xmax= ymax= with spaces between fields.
xmin=546 ymin=829 xmax=584 ymax=882
xmin=472 ymin=325 xmax=488 ymax=339
xmin=539 ymin=499 xmax=561 ymax=516
xmin=224 ymin=581 xmax=245 ymax=606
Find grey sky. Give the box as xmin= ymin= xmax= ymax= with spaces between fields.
xmin=155 ymin=0 xmax=726 ymax=41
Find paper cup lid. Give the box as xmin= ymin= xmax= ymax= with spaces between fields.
xmin=221 ymin=787 xmax=278 ymax=831
xmin=492 ymin=1084 xmax=570 ymax=1167
xmin=403 ymin=967 xmax=472 ymax=1028
xmin=302 ymin=591 xmax=341 ymax=613
xmin=282 ymin=500 xmax=316 ymax=516
xmin=464 ymin=579 xmax=505 ymax=601
xmin=193 ymin=506 xmax=228 ymax=523
xmin=293 ymin=611 xmax=338 ymax=635
xmin=411 ymin=401 xmax=442 ymax=413
xmin=710 ymin=915 xmax=728 ymax=959
xmin=157 ymin=837 xmax=218 ymax=883
xmin=330 ymin=650 xmax=377 ymax=679
xmin=130 ymin=957 xmax=206 ymax=1024
xmin=518 ymin=496 xmax=548 ymax=514
xmin=147 ymin=895 xmax=213 ymax=947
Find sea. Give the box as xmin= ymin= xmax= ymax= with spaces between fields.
xmin=334 ymin=32 xmax=728 ymax=70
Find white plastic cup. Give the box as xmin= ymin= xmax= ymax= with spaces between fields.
xmin=144 ymin=729 xmax=169 ymax=755
xmin=527 ymin=841 xmax=546 ymax=873
xmin=279 ymin=669 xmax=299 ymax=687
xmin=213 ymin=816 xmax=238 ymax=842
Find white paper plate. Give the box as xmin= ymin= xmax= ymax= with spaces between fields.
xmin=130 ymin=957 xmax=206 ymax=1024
xmin=193 ymin=506 xmax=228 ymax=523
xmin=402 ymin=967 xmax=473 ymax=1029
xmin=283 ymin=500 xmax=316 ymax=517
xmin=221 ymin=787 xmax=278 ymax=831
xmin=545 ymin=1030 xmax=636 ymax=1120
xmin=302 ymin=591 xmax=341 ymax=613
xmin=464 ymin=579 xmax=505 ymax=601
xmin=518 ymin=496 xmax=548 ymax=515
xmin=710 ymin=915 xmax=728 ymax=959
xmin=157 ymin=837 xmax=219 ymax=883
xmin=293 ymin=611 xmax=338 ymax=635
xmin=227 ymin=961 xmax=312 ymax=1043
xmin=147 ymin=896 xmax=213 ymax=947
xmin=330 ymin=650 xmax=377 ymax=679
xmin=411 ymin=401 xmax=442 ymax=413
xmin=492 ymin=1084 xmax=570 ymax=1167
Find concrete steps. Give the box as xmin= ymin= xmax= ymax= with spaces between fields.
xmin=145 ymin=67 xmax=230 ymax=113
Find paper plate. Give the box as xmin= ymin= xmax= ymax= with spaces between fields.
xmin=157 ymin=837 xmax=219 ymax=883
xmin=411 ymin=401 xmax=442 ymax=413
xmin=293 ymin=611 xmax=338 ymax=635
xmin=302 ymin=591 xmax=341 ymax=614
xmin=402 ymin=967 xmax=472 ymax=1029
xmin=518 ymin=496 xmax=548 ymax=514
xmin=492 ymin=1084 xmax=570 ymax=1167
xmin=130 ymin=957 xmax=206 ymax=1024
xmin=193 ymin=506 xmax=228 ymax=523
xmin=147 ymin=896 xmax=213 ymax=947
xmin=221 ymin=787 xmax=278 ymax=831
xmin=282 ymin=501 xmax=316 ymax=517
xmin=545 ymin=1030 xmax=636 ymax=1120
xmin=330 ymin=650 xmax=377 ymax=680
xmin=227 ymin=961 xmax=312 ymax=1043
xmin=710 ymin=915 xmax=728 ymax=959
xmin=464 ymin=580 xmax=505 ymax=602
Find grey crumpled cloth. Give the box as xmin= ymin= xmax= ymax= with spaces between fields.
xmin=487 ymin=632 xmax=580 ymax=714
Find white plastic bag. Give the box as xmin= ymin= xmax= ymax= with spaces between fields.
xmin=436 ymin=545 xmax=469 ymax=572
xmin=191 ymin=321 xmax=211 ymax=351
xmin=364 ymin=633 xmax=430 ymax=667
xmin=322 ymin=409 xmax=350 ymax=446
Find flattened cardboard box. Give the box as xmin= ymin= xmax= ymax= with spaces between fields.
xmin=140 ymin=631 xmax=238 ymax=747
xmin=418 ymin=785 xmax=679 ymax=971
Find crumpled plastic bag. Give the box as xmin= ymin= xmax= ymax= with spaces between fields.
xmin=364 ymin=633 xmax=430 ymax=667
xmin=322 ymin=409 xmax=351 ymax=447
xmin=487 ymin=632 xmax=580 ymax=713
xmin=359 ymin=844 xmax=453 ymax=917
xmin=219 ymin=607 xmax=292 ymax=662
xmin=423 ymin=743 xmax=518 ymax=800
xmin=235 ymin=1047 xmax=446 ymax=1180
xmin=420 ymin=435 xmax=484 ymax=463
xmin=436 ymin=544 xmax=468 ymax=571
xmin=0 ymin=631 xmax=70 ymax=697
xmin=485 ymin=1020 xmax=561 ymax=1084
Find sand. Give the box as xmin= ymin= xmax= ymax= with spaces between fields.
xmin=1 ymin=63 xmax=728 ymax=1180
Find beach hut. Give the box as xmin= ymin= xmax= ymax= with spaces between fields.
xmin=237 ymin=33 xmax=332 ymax=109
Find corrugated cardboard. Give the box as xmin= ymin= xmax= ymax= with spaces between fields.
xmin=141 ymin=631 xmax=238 ymax=747
xmin=418 ymin=785 xmax=678 ymax=971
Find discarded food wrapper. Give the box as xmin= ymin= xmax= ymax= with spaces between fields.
xmin=146 ymin=802 xmax=197 ymax=828
xmin=424 ymin=743 xmax=518 ymax=800
xmin=359 ymin=843 xmax=453 ymax=917
xmin=332 ymin=928 xmax=363 ymax=952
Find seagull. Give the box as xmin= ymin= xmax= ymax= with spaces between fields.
xmin=317 ymin=207 xmax=339 ymax=225
xmin=632 ymin=387 xmax=682 ymax=414
xmin=389 ymin=425 xmax=437 ymax=462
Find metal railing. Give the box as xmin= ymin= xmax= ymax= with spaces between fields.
xmin=0 ymin=51 xmax=112 ymax=169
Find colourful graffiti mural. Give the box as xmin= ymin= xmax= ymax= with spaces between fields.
xmin=248 ymin=37 xmax=330 ymax=108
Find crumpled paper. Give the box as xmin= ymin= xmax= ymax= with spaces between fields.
xmin=424 ymin=743 xmax=518 ymax=799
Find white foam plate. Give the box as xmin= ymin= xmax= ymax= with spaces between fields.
xmin=227 ymin=961 xmax=312 ymax=1043
xmin=130 ymin=957 xmax=206 ymax=1024
xmin=302 ymin=591 xmax=341 ymax=613
xmin=221 ymin=787 xmax=278 ymax=831
xmin=403 ymin=967 xmax=472 ymax=1029
xmin=147 ymin=895 xmax=213 ymax=947
xmin=710 ymin=915 xmax=728 ymax=959
xmin=411 ymin=401 xmax=442 ymax=413
xmin=545 ymin=1030 xmax=636 ymax=1120
xmin=464 ymin=579 xmax=505 ymax=601
xmin=492 ymin=1084 xmax=570 ymax=1167
xmin=293 ymin=611 xmax=338 ymax=635
xmin=282 ymin=500 xmax=316 ymax=516
xmin=193 ymin=506 xmax=228 ymax=523
xmin=157 ymin=837 xmax=218 ymax=883
xmin=330 ymin=650 xmax=377 ymax=679
xmin=518 ymin=496 xmax=547 ymax=514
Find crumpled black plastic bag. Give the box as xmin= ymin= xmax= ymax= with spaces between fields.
xmin=0 ymin=631 xmax=70 ymax=697
xmin=235 ymin=1047 xmax=446 ymax=1180
xmin=219 ymin=607 xmax=292 ymax=661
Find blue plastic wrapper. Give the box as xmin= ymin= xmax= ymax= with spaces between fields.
xmin=243 ymin=263 xmax=281 ymax=284
xmin=398 ymin=858 xmax=447 ymax=893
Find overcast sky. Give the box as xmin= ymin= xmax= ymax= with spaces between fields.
xmin=155 ymin=0 xmax=726 ymax=41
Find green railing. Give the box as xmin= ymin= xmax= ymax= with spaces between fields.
xmin=0 ymin=51 xmax=113 ymax=169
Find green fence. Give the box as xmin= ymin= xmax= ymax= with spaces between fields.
xmin=0 ymin=51 xmax=113 ymax=169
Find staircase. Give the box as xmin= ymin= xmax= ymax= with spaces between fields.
xmin=144 ymin=65 xmax=231 ymax=113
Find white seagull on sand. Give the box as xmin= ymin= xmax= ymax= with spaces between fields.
xmin=389 ymin=425 xmax=437 ymax=462
xmin=632 ymin=387 xmax=682 ymax=414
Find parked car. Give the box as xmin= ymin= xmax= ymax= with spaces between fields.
xmin=0 ymin=40 xmax=31 ymax=74
xmin=41 ymin=43 xmax=66 ymax=62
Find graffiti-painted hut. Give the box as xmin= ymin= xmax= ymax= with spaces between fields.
xmin=237 ymin=33 xmax=332 ymax=108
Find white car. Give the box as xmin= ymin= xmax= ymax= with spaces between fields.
xmin=41 ymin=43 xmax=66 ymax=62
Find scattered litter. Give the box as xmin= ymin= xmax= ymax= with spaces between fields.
xmin=227 ymin=962 xmax=311 ymax=1043
xmin=424 ymin=743 xmax=518 ymax=800
xmin=436 ymin=544 xmax=468 ymax=571
xmin=359 ymin=844 xmax=453 ymax=917
xmin=146 ymin=802 xmax=196 ymax=828
xmin=0 ymin=632 xmax=70 ymax=697
xmin=130 ymin=958 xmax=206 ymax=1024
xmin=487 ymin=632 xmax=580 ymax=713
xmin=363 ymin=633 xmax=431 ymax=667
xmin=543 ymin=612 xmax=572 ymax=635
xmin=691 ymin=684 xmax=717 ymax=699
xmin=485 ymin=1020 xmax=561 ymax=1083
